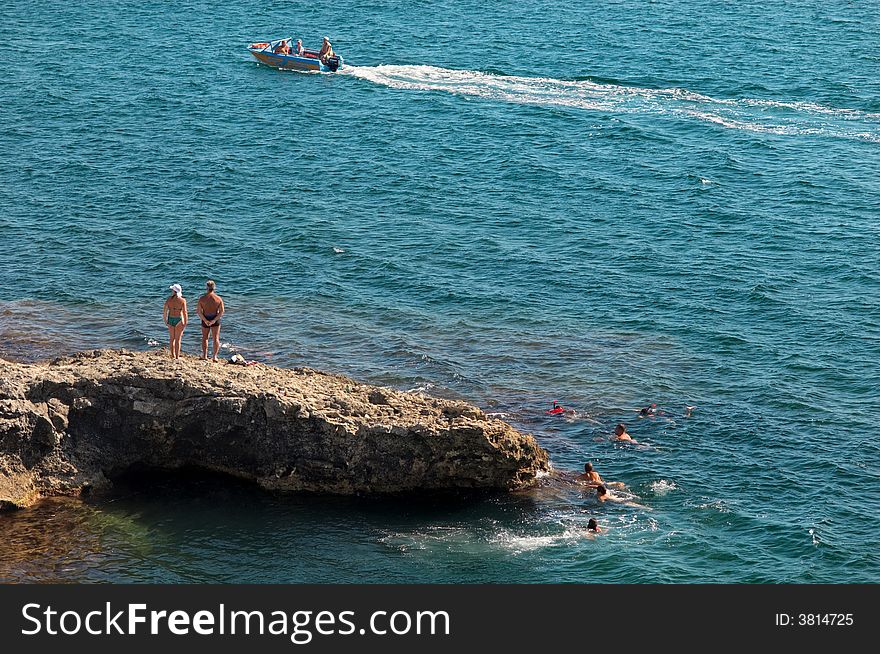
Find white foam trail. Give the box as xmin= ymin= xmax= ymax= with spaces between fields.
xmin=342 ymin=64 xmax=880 ymax=142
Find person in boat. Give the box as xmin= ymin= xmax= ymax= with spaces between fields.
xmin=163 ymin=284 xmax=188 ymax=359
xmin=197 ymin=279 xmax=225 ymax=362
xmin=273 ymin=40 xmax=290 ymax=55
xmin=293 ymin=39 xmax=304 ymax=56
xmin=318 ymin=36 xmax=334 ymax=62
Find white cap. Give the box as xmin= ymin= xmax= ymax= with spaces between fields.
xmin=169 ymin=284 xmax=182 ymax=297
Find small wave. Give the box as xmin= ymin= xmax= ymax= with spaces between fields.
xmin=648 ymin=479 xmax=678 ymax=495
xmin=489 ymin=528 xmax=583 ymax=553
xmin=343 ymin=64 xmax=880 ymax=142
xmin=405 ymin=382 xmax=435 ymax=393
xmin=693 ymin=499 xmax=731 ymax=513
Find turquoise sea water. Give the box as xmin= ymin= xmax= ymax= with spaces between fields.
xmin=1 ymin=0 xmax=879 ymax=582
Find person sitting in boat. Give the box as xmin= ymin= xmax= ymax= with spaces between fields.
xmin=318 ymin=36 xmax=334 ymax=62
xmin=293 ymin=39 xmax=304 ymax=56
xmin=273 ymin=40 xmax=290 ymax=55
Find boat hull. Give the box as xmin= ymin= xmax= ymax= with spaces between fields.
xmin=248 ymin=44 xmax=342 ymax=72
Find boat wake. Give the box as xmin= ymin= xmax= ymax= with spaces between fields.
xmin=343 ymin=64 xmax=880 ymax=143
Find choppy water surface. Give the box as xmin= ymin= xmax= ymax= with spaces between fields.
xmin=1 ymin=1 xmax=878 ymax=582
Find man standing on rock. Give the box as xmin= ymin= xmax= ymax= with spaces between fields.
xmin=197 ymin=279 xmax=225 ymax=362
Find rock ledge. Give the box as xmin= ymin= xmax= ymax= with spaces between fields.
xmin=0 ymin=350 xmax=549 ymax=508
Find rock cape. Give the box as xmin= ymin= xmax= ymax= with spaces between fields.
xmin=0 ymin=350 xmax=550 ymax=509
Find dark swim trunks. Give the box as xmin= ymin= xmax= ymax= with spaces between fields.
xmin=201 ymin=312 xmax=220 ymax=329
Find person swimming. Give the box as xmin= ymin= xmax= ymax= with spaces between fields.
xmin=638 ymin=403 xmax=657 ymax=417
xmin=596 ymin=484 xmax=649 ymax=509
xmin=577 ymin=462 xmax=602 ymax=487
xmin=613 ymin=423 xmax=638 ymax=444
xmin=587 ymin=518 xmax=602 ymax=533
xmin=546 ymin=401 xmax=565 ymax=415
xmin=577 ymin=463 xmax=626 ymax=489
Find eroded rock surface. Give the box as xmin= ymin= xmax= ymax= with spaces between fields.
xmin=0 ymin=350 xmax=549 ymax=508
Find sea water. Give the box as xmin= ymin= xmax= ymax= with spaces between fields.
xmin=0 ymin=0 xmax=878 ymax=582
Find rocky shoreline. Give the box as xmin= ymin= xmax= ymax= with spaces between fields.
xmin=0 ymin=350 xmax=550 ymax=509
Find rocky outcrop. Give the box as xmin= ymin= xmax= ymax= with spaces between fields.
xmin=0 ymin=350 xmax=549 ymax=508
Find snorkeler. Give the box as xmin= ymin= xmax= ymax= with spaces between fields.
xmin=546 ymin=401 xmax=566 ymax=415
xmin=638 ymin=403 xmax=656 ymax=417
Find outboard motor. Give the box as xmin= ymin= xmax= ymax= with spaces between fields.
xmin=325 ymin=55 xmax=342 ymax=72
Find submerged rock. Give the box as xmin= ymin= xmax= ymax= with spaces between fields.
xmin=0 ymin=350 xmax=549 ymax=508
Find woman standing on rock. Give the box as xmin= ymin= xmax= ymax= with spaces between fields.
xmin=163 ymin=284 xmax=188 ymax=359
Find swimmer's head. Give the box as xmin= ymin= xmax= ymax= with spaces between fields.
xmin=587 ymin=518 xmax=598 ymax=531
xmin=584 ymin=462 xmax=593 ymax=473
xmin=596 ymin=485 xmax=607 ymax=496
xmin=615 ymin=423 xmax=626 ymax=435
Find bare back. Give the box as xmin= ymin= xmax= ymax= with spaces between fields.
xmin=164 ymin=296 xmax=185 ymax=316
xmin=198 ymin=292 xmax=223 ymax=317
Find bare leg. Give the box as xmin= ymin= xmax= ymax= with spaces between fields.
xmin=174 ymin=323 xmax=185 ymax=358
xmin=201 ymin=327 xmax=209 ymax=360
xmin=167 ymin=326 xmax=175 ymax=358
xmin=211 ymin=325 xmax=221 ymax=362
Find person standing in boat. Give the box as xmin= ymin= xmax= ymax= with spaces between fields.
xmin=197 ymin=279 xmax=225 ymax=362
xmin=163 ymin=284 xmax=188 ymax=360
xmin=318 ymin=36 xmax=334 ymax=62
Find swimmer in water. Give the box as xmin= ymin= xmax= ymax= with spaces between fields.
xmin=587 ymin=518 xmax=602 ymax=533
xmin=596 ymin=484 xmax=649 ymax=509
xmin=638 ymin=403 xmax=659 ymax=418
xmin=577 ymin=462 xmax=602 ymax=487
xmin=546 ymin=401 xmax=566 ymax=415
xmin=577 ymin=463 xmax=626 ymax=489
xmin=685 ymin=405 xmax=696 ymax=417
xmin=613 ymin=423 xmax=638 ymax=444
